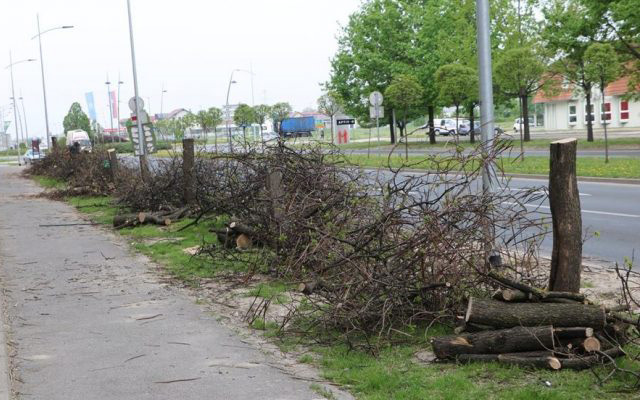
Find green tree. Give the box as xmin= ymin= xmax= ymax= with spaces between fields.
xmin=543 ymin=0 xmax=603 ymax=142
xmin=494 ymin=47 xmax=546 ymax=142
xmin=233 ymin=104 xmax=255 ymax=146
xmin=585 ymin=43 xmax=620 ymax=163
xmin=252 ymin=104 xmax=271 ymax=143
xmin=385 ymin=74 xmax=424 ymax=159
xmin=269 ymin=102 xmax=292 ymax=135
xmin=317 ymin=91 xmax=343 ymax=143
xmin=63 ymin=102 xmax=92 ymax=139
xmin=435 ymin=64 xmax=477 ymax=134
xmin=195 ymin=107 xmax=222 ymax=144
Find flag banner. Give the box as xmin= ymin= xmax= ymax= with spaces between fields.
xmin=110 ymin=91 xmax=118 ymax=117
xmin=85 ymin=92 xmax=97 ymax=121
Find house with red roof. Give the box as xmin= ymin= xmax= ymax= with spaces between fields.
xmin=533 ymin=76 xmax=638 ymax=132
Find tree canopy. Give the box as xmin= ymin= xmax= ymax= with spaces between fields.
xmin=63 ymin=102 xmax=92 ymax=137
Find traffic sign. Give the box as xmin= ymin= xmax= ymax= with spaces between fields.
xmin=369 ymin=91 xmax=383 ymax=106
xmin=128 ymin=96 xmax=145 ymax=113
xmin=369 ymin=106 xmax=384 ymax=119
xmin=336 ymin=118 xmax=355 ymax=126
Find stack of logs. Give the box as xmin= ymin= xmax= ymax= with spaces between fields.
xmin=432 ymin=272 xmax=632 ymax=370
xmin=113 ymin=207 xmax=192 ymax=229
xmin=210 ymin=221 xmax=261 ymax=250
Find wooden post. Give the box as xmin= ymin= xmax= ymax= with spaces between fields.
xmin=107 ymin=148 xmax=119 ymax=181
xmin=549 ymin=138 xmax=582 ymax=293
xmin=266 ymin=169 xmax=284 ymax=221
xmin=51 ymin=136 xmax=58 ymax=150
xmin=182 ymin=138 xmax=195 ymax=204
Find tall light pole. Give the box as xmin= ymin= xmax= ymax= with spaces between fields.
xmin=160 ymin=85 xmax=167 ymax=115
xmin=117 ymin=76 xmax=124 ymax=141
xmin=126 ymin=0 xmax=148 ymax=176
xmin=33 ymin=15 xmax=73 ymax=148
xmin=6 ymin=52 xmax=35 ymax=163
xmin=105 ymin=75 xmax=114 ymax=143
xmin=19 ymin=96 xmax=29 ymax=144
xmin=476 ymin=0 xmax=495 ymax=193
xmin=225 ymin=70 xmax=239 ymax=152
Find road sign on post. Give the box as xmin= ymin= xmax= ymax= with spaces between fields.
xmin=369 ymin=91 xmax=384 ymax=144
xmin=336 ymin=118 xmax=353 ymax=144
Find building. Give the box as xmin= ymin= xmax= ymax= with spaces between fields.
xmin=534 ymin=76 xmax=640 ymax=133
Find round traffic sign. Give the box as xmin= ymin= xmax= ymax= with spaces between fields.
xmin=128 ymin=96 xmax=145 ymax=113
xmin=369 ymin=91 xmax=383 ymax=106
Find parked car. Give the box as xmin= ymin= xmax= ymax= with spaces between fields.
xmin=19 ymin=149 xmax=47 ymax=166
xmin=513 ymin=117 xmax=534 ymax=132
xmin=434 ymin=118 xmax=469 ymax=135
xmin=467 ymin=121 xmax=506 ymax=136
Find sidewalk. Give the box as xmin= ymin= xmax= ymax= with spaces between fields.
xmin=0 ymin=167 xmax=329 ymax=400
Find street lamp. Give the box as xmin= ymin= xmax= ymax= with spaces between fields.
xmin=160 ymin=86 xmax=167 ymax=115
xmin=19 ymin=96 xmax=30 ymax=144
xmin=105 ymin=76 xmax=114 ymax=143
xmin=117 ymin=77 xmax=124 ymax=141
xmin=225 ymin=69 xmax=239 ymax=152
xmin=32 ymin=14 xmax=73 ymax=148
xmin=5 ymin=52 xmax=35 ymax=164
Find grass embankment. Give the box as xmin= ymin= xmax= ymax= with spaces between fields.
xmin=343 ymin=154 xmax=640 ymax=179
xmin=32 ymin=176 xmax=640 ymax=399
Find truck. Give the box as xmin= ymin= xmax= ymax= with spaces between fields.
xmin=66 ymin=129 xmax=92 ymax=153
xmin=279 ymin=116 xmax=315 ymax=138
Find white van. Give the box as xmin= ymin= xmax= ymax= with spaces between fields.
xmin=66 ymin=129 xmax=92 ymax=152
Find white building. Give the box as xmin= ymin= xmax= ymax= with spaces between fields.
xmin=534 ymin=76 xmax=639 ymax=133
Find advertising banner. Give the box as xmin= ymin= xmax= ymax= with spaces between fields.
xmin=85 ymin=92 xmax=97 ymax=121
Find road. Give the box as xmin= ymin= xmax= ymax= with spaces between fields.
xmin=346 ymin=147 xmax=640 ymax=158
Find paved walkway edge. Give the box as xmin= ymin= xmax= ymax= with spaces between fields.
xmin=0 ymin=288 xmax=10 ymax=400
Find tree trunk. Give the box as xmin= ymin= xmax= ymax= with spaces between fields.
xmin=585 ymin=88 xmax=594 ymax=142
xmin=428 ymin=105 xmax=436 ymax=145
xmin=182 ymin=138 xmax=195 ymax=204
xmin=469 ymin=105 xmax=475 ymax=144
xmin=549 ymin=138 xmax=582 ymax=293
xmin=560 ymin=347 xmax=625 ymax=370
xmin=389 ymin=110 xmax=396 ymax=144
xmin=465 ymin=297 xmax=606 ymax=329
xmin=403 ymin=111 xmax=408 ymax=161
xmin=522 ymin=95 xmax=531 ymax=142
xmin=553 ymin=327 xmax=594 ymax=340
xmin=601 ymin=86 xmax=609 ymax=163
xmin=431 ymin=326 xmax=555 ymax=359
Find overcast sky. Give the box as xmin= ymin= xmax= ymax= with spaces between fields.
xmin=1 ymin=0 xmax=361 ymax=139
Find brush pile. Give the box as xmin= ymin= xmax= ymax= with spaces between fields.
xmin=431 ymin=271 xmax=636 ymax=370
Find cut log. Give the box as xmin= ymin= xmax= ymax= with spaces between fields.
xmin=113 ymin=214 xmax=139 ymax=229
xmin=431 ymin=326 xmax=554 ymax=359
xmin=560 ymin=347 xmax=625 ymax=370
xmin=554 ymin=327 xmax=594 ymax=340
xmin=500 ymin=289 xmax=532 ymax=302
xmin=581 ymin=337 xmax=601 ymax=353
xmin=465 ymin=297 xmax=606 ymax=329
xmin=499 ymin=355 xmax=562 ymax=370
xmin=463 ymin=323 xmax=495 ymax=333
xmin=298 ymin=281 xmax=323 ymax=295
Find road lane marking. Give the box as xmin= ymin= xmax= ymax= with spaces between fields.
xmin=502 ymin=202 xmax=640 ymax=218
xmin=505 ymin=187 xmax=592 ymax=197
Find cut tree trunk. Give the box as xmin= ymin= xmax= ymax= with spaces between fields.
xmin=549 ymin=138 xmax=582 ymax=293
xmin=465 ymin=297 xmax=606 ymax=329
xmin=554 ymin=327 xmax=594 ymax=340
xmin=560 ymin=347 xmax=625 ymax=370
xmin=113 ymin=214 xmax=139 ymax=229
xmin=183 ymin=138 xmax=195 ymax=204
xmin=498 ymin=355 xmax=561 ymax=370
xmin=431 ymin=326 xmax=554 ymax=359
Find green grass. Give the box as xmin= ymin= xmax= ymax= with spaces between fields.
xmin=32 ymin=175 xmax=67 ymax=189
xmin=342 ymin=154 xmax=640 ymax=179
xmin=246 ymin=281 xmax=292 ymax=304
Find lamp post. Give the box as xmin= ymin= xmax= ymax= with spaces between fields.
xmin=160 ymin=85 xmax=167 ymax=115
xmin=117 ymin=77 xmax=124 ymax=141
xmin=32 ymin=15 xmax=73 ymax=148
xmin=225 ymin=70 xmax=239 ymax=152
xmin=6 ymin=52 xmax=35 ymax=164
xmin=105 ymin=75 xmax=113 ymax=143
xmin=19 ymin=96 xmax=29 ymax=144
xmin=476 ymin=0 xmax=495 ymax=193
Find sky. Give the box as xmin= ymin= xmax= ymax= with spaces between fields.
xmin=0 ymin=0 xmax=361 ymax=140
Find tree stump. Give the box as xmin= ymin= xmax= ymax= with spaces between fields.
xmin=182 ymin=138 xmax=195 ymax=204
xmin=549 ymin=138 xmax=582 ymax=293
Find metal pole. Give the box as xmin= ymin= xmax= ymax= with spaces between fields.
xmin=106 ymin=75 xmax=113 ymax=143
xmin=117 ymin=76 xmax=123 ymax=141
xmin=225 ymin=71 xmax=235 ymax=152
xmin=36 ymin=14 xmax=52 ymax=148
xmin=9 ymin=52 xmax=20 ymax=164
xmin=20 ymin=96 xmax=29 ymax=144
xmin=476 ymin=0 xmax=495 ymax=193
xmin=250 ymin=62 xmax=255 ymax=106
xmin=126 ymin=0 xmax=147 ymax=174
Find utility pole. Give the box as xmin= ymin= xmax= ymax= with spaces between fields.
xmin=117 ymin=76 xmax=124 ymax=141
xmin=20 ymin=95 xmax=29 ymax=144
xmin=105 ymin=75 xmax=114 ymax=143
xmin=476 ymin=0 xmax=495 ymax=193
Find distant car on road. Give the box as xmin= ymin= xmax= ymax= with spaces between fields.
xmin=466 ymin=121 xmax=506 ymax=136
xmin=513 ymin=117 xmax=534 ymax=132
xmin=19 ymin=149 xmax=47 ymax=166
xmin=432 ymin=118 xmax=469 ymax=135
